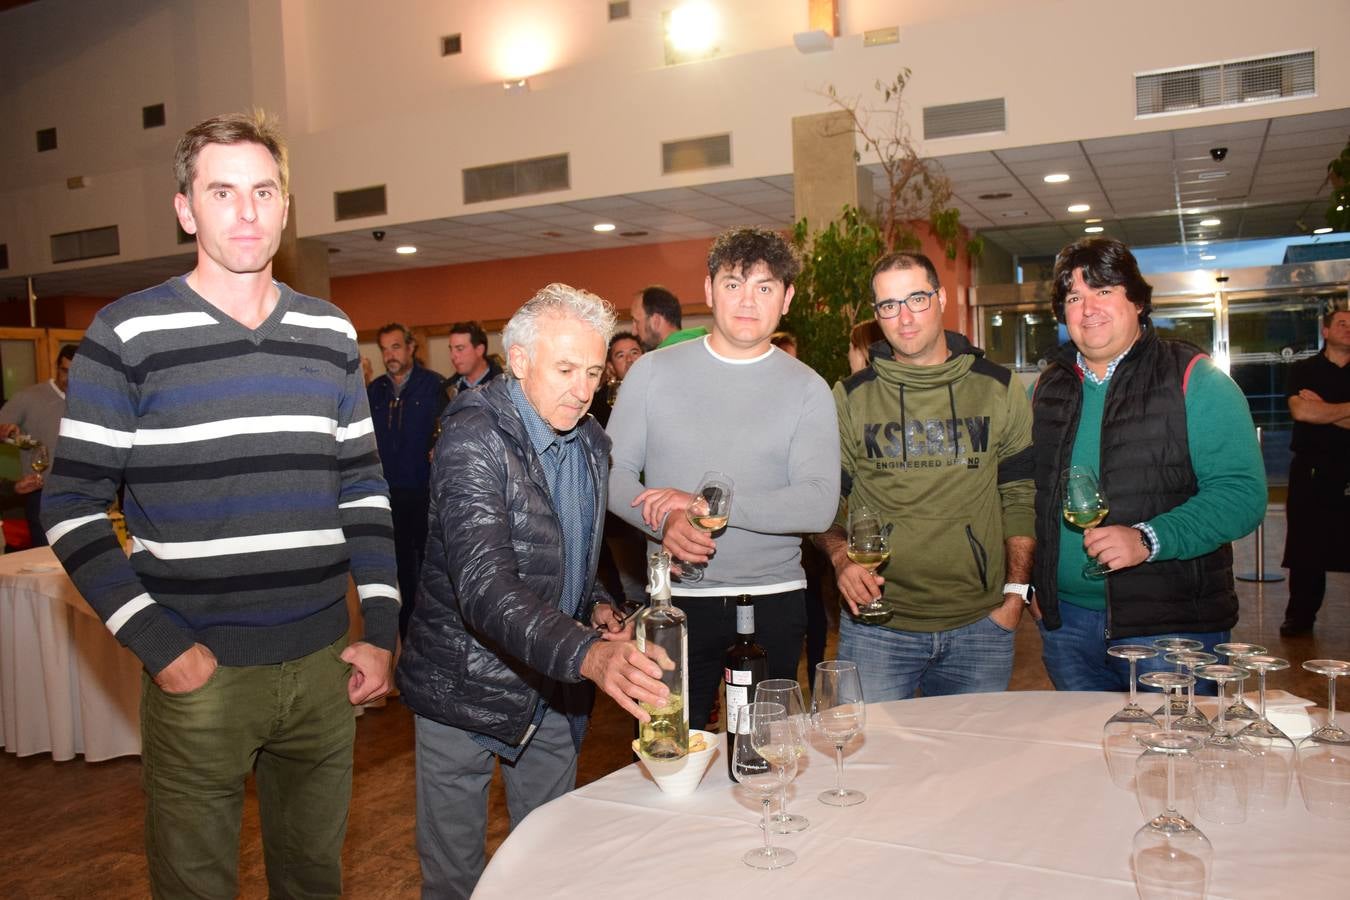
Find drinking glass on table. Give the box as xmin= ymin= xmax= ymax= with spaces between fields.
xmin=1151 ymin=638 xmax=1204 ymax=720
xmin=812 ymin=660 xmax=866 ymax=806
xmin=1103 ymin=645 xmax=1161 ymax=790
xmin=1213 ymin=642 xmax=1266 ymax=730
xmin=1061 ymin=465 xmax=1111 ymax=578
xmin=753 ymin=679 xmax=809 ymax=833
xmin=732 ymin=702 xmax=797 ymax=870
xmin=1165 ymin=651 xmax=1217 ymax=736
xmin=1193 ymin=664 xmax=1254 ymax=825
xmin=1132 ymin=731 xmax=1212 ymax=900
xmin=1135 ymin=673 xmax=1199 ymax=822
xmin=1297 ymin=659 xmax=1350 ymax=820
xmin=1234 ymin=655 xmax=1296 ymax=813
xmin=846 ymin=500 xmax=892 ymax=625
xmin=672 ymin=471 xmax=733 ymax=584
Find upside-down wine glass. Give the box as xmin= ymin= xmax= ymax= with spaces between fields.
xmin=1234 ymin=655 xmax=1296 ymax=813
xmin=1297 ymin=659 xmax=1350 ymax=820
xmin=732 ymin=702 xmax=797 ymax=869
xmin=1062 ymin=465 xmax=1112 ymax=578
xmin=1213 ymin=642 xmax=1266 ymax=731
xmin=846 ymin=500 xmax=892 ymax=625
xmin=754 ymin=679 xmax=810 ymax=833
xmin=673 ymin=471 xmax=733 ymax=584
xmin=812 ymin=660 xmax=866 ymax=806
xmin=1151 ymin=638 xmax=1204 ymax=720
xmin=1131 ymin=731 xmax=1212 ymax=900
xmin=1103 ymin=645 xmax=1161 ymax=790
xmin=1194 ymin=664 xmax=1254 ymax=826
xmin=1134 ymin=673 xmax=1200 ymax=823
xmin=1165 ymin=651 xmax=1217 ymax=736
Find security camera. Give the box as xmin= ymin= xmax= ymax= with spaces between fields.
xmin=1209 ymin=147 xmax=1228 ymax=163
xmin=372 ymin=230 xmax=386 ymax=241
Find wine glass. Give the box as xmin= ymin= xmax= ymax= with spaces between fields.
xmin=1132 ymin=732 xmax=1212 ymax=900
xmin=1297 ymin=659 xmax=1350 ymax=820
xmin=1103 ymin=645 xmax=1161 ymax=790
xmin=29 ymin=443 xmax=50 ymax=476
xmin=732 ymin=702 xmax=796 ymax=870
xmin=1140 ymin=671 xmax=1193 ymax=732
xmin=811 ymin=660 xmax=866 ymax=806
xmin=846 ymin=500 xmax=892 ymax=625
xmin=1062 ymin=466 xmax=1111 ymax=578
xmin=1193 ymin=664 xmax=1254 ymax=825
xmin=1151 ymin=638 xmax=1204 ymax=720
xmin=1134 ymin=674 xmax=1199 ymax=824
xmin=674 ymin=471 xmax=733 ymax=584
xmin=1165 ymin=651 xmax=1217 ymax=736
xmin=1213 ymin=642 xmax=1266 ymax=730
xmin=753 ymin=679 xmax=809 ymax=833
xmin=1234 ymin=655 xmax=1296 ymax=813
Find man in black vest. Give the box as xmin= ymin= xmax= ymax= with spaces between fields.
xmin=1029 ymin=238 xmax=1267 ymax=691
xmin=1279 ymin=306 xmax=1350 ymax=636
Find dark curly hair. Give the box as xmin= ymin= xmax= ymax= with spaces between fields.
xmin=1050 ymin=237 xmax=1152 ymax=324
xmin=706 ymin=227 xmax=800 ymax=287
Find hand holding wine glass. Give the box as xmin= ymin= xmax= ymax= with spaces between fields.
xmin=672 ymin=471 xmax=733 ymax=584
xmin=29 ymin=443 xmax=50 ymax=476
xmin=1061 ymin=466 xmax=1112 ymax=578
xmin=845 ymin=500 xmax=892 ymax=625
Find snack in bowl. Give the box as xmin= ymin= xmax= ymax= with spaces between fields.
xmin=633 ymin=728 xmax=719 ymax=796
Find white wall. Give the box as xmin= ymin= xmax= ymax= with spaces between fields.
xmin=3 ymin=0 xmax=1348 ymax=279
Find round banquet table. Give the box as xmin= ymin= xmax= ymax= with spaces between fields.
xmin=474 ymin=690 xmax=1349 ymax=899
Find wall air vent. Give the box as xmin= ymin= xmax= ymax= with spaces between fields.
xmin=0 ymin=243 xmax=8 ymax=270
xmin=661 ymin=134 xmax=732 ymax=174
xmin=441 ymin=34 xmax=462 ymax=56
xmin=51 ymin=225 xmax=119 ymax=264
xmin=143 ymin=103 xmax=166 ymax=129
xmin=334 ymin=185 xmax=388 ymax=221
xmin=463 ymin=154 xmax=569 ymax=204
xmin=608 ymin=1 xmax=630 ymax=21
xmin=1136 ymin=50 xmax=1314 ymax=117
xmin=922 ymin=98 xmax=1006 ymax=140
xmin=36 ymin=127 xmax=57 ymax=152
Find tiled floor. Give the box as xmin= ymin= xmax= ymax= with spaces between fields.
xmin=1 ymin=507 xmax=1344 ymax=898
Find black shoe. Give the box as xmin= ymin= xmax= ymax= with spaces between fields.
xmin=1279 ymin=620 xmax=1313 ymax=637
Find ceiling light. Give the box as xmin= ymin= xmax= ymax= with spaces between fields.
xmin=667 ymin=2 xmax=719 ymax=55
xmin=1200 ymin=254 xmax=1217 ymax=261
xmin=1084 ymin=226 xmax=1104 ymax=234
xmin=1085 ymin=218 xmax=1102 ymax=224
xmin=396 ymin=245 xmax=417 ymax=255
xmin=593 ymin=223 xmax=616 ymax=233
xmin=1197 ymin=171 xmax=1229 ymax=181
xmin=1313 ymin=226 xmax=1334 ymax=235
xmin=1043 ymin=173 xmax=1070 ymax=184
xmin=502 ymin=78 xmax=530 ymax=94
xmin=1199 ymin=218 xmax=1221 ymax=227
xmin=1067 ymin=203 xmax=1091 ymax=213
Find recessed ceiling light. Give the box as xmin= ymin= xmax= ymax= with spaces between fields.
xmin=1313 ymin=226 xmax=1334 ymax=235
xmin=619 ymin=230 xmax=649 ymax=237
xmin=1196 ymin=171 xmax=1229 ymax=181
xmin=593 ymin=223 xmax=617 ymax=232
xmin=395 ymin=245 xmax=417 ymax=255
xmin=1199 ymin=254 xmax=1217 ymax=261
xmin=1085 ymin=217 xmax=1102 ymax=224
xmin=977 ymin=192 xmax=1013 ymax=200
xmin=1084 ymin=226 xmax=1104 ymax=234
xmin=1067 ymin=203 xmax=1091 ymax=213
xmin=1043 ymin=173 xmax=1070 ymax=184
xmin=1199 ymin=218 xmax=1221 ymax=227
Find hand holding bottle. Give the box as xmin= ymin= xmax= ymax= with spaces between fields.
xmin=580 ymin=640 xmax=671 ymax=722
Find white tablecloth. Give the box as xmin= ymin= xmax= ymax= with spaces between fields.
xmin=475 ymin=691 xmax=1350 ymax=899
xmin=0 ymin=546 xmax=142 ymax=761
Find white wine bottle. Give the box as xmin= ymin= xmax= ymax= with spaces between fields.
xmin=635 ymin=551 xmax=689 ymax=759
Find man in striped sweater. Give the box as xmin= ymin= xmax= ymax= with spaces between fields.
xmin=41 ymin=111 xmax=399 ymax=899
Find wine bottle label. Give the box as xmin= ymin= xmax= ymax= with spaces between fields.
xmin=724 ymin=667 xmax=754 ymax=686
xmin=725 ymin=684 xmax=750 ymax=732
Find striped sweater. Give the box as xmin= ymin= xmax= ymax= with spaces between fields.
xmin=41 ymin=277 xmax=400 ymax=674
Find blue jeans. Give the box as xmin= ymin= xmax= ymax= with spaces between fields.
xmin=836 ymin=612 xmax=1015 ymax=702
xmin=1038 ymin=600 xmax=1228 ymax=694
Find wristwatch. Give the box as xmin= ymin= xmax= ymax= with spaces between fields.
xmin=1003 ymin=582 xmax=1033 ymax=606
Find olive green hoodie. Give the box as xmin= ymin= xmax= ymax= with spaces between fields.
xmin=833 ymin=331 xmax=1035 ymax=632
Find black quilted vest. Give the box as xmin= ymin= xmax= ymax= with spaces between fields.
xmin=1031 ymin=329 xmax=1238 ymax=637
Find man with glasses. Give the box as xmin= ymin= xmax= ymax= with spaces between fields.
xmin=814 ymin=252 xmax=1035 ymax=701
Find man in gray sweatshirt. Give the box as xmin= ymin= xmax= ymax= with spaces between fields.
xmin=606 ymin=227 xmax=840 ymax=729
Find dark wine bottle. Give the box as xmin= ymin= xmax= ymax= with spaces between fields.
xmin=723 ymin=594 xmax=768 ymax=779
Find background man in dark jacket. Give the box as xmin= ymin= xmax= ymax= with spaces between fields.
xmin=367 ymin=323 xmax=443 ymax=636
xmin=1030 ymin=238 xmax=1267 ymax=690
xmin=397 ymin=283 xmax=668 ymax=900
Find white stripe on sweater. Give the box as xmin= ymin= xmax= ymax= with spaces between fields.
xmin=106 ymin=593 xmax=156 ymax=634
xmin=132 ymin=528 xmax=346 ymax=560
xmin=357 ymin=583 xmax=401 ymax=603
xmin=113 ymin=311 xmax=218 ymax=342
xmin=132 ymin=415 xmax=338 ymax=446
xmin=339 ymin=495 xmax=390 ymax=510
xmin=281 ymin=311 xmax=357 ymax=340
xmin=45 ymin=512 xmax=109 ymax=545
xmin=60 ymin=418 xmax=136 ymax=448
xmin=335 ymin=417 xmax=373 ymax=442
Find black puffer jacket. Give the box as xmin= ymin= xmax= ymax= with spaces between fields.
xmin=396 ymin=377 xmax=610 ymax=745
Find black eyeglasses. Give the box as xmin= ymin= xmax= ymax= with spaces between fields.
xmin=873 ymin=289 xmax=938 ymax=319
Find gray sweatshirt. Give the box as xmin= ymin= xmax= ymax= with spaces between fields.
xmin=606 ymin=337 xmax=840 ymax=596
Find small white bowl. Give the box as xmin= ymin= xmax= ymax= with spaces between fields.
xmin=633 ymin=729 xmax=719 ymax=796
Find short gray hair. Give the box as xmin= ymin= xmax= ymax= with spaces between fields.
xmin=502 ymin=283 xmax=617 ymax=362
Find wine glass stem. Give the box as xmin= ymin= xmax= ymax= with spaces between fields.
xmin=1128 ymin=659 xmax=1139 ymax=706
xmin=1163 ymin=689 xmax=1172 ymax=731
xmin=1329 ymin=676 xmax=1339 ymax=729
xmin=1166 ymin=752 xmax=1176 ymax=813
xmin=1257 ymin=671 xmax=1267 ymax=719
xmin=834 ymin=742 xmax=846 ymax=794
xmin=1186 ymin=675 xmax=1197 ymax=716
xmin=760 ymin=797 xmax=772 ymax=854
xmin=777 ymin=784 xmax=788 ymax=819
xmin=1215 ymin=681 xmax=1228 ymax=731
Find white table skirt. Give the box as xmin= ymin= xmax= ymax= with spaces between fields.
xmin=0 ymin=546 xmax=142 ymax=762
xmin=475 ymin=691 xmax=1350 ymax=899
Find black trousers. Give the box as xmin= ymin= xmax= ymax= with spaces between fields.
xmin=389 ymin=487 xmax=430 ymax=638
xmin=673 ymin=590 xmax=806 ymax=730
